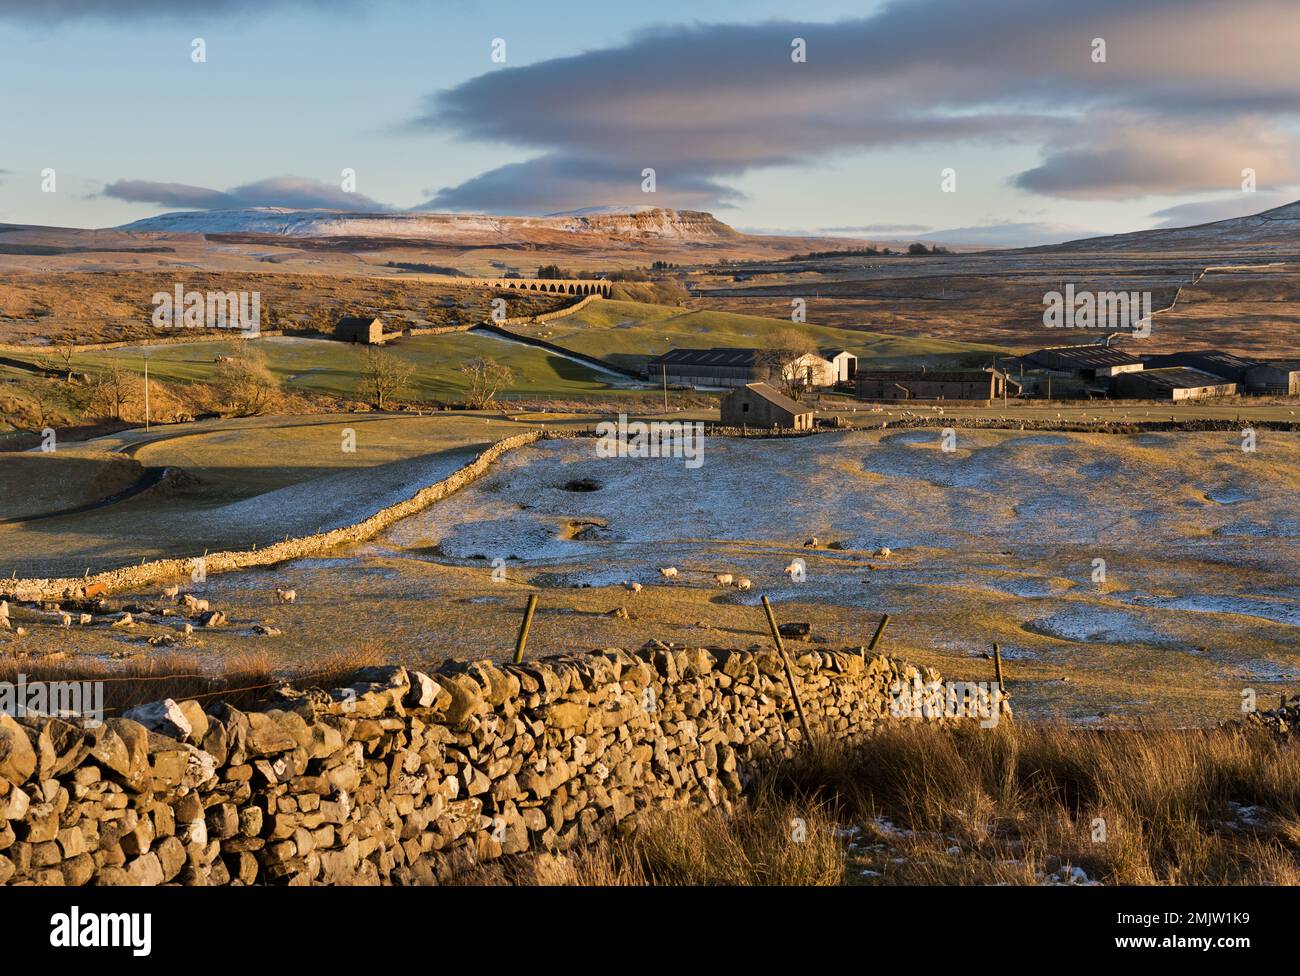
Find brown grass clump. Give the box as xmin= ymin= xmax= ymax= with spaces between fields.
xmin=451 ymin=722 xmax=1300 ymax=886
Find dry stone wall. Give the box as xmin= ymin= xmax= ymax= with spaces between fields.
xmin=1 ymin=429 xmax=543 ymax=604
xmin=0 ymin=646 xmax=967 ymax=886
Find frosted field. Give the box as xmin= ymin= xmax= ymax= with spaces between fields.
xmin=89 ymin=427 xmax=1300 ymax=724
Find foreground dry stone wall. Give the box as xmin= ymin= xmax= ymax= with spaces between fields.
xmin=0 ymin=645 xmax=960 ymax=886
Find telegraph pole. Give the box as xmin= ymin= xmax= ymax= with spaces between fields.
xmin=143 ymin=357 xmax=150 ymax=432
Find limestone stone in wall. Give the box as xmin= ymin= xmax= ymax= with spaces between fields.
xmin=0 ymin=644 xmax=992 ymax=886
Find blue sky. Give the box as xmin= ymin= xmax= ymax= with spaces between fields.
xmin=1 ymin=0 xmax=1296 ymax=244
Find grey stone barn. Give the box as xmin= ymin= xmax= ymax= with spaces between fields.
xmin=721 ymin=382 xmax=814 ymax=430
xmin=335 ymin=316 xmax=385 ymax=345
xmin=855 ymin=368 xmax=1007 ymax=401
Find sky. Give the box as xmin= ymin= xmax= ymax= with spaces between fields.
xmin=0 ymin=0 xmax=1297 ymax=245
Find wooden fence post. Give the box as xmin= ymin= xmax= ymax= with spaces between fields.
xmin=992 ymin=642 xmax=1005 ymax=693
xmin=513 ymin=594 xmax=538 ymax=663
xmin=867 ymin=612 xmax=891 ymax=653
xmin=761 ymin=596 xmax=813 ymax=745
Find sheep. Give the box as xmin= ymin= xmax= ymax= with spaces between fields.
xmin=182 ymin=623 xmax=193 ymax=637
xmin=0 ymin=600 xmax=8 ymax=619
xmin=735 ymin=578 xmax=752 ymax=591
xmin=783 ymin=562 xmax=802 ymax=577
xmin=877 ymin=546 xmax=892 ymax=559
xmin=181 ymin=596 xmax=209 ymax=614
xmin=78 ymin=613 xmax=93 ymax=626
xmin=624 ymin=581 xmax=643 ymax=593
xmin=162 ymin=584 xmax=180 ymax=600
xmin=713 ymin=573 xmax=734 ymax=586
xmin=275 ymin=588 xmax=297 ymax=604
xmin=60 ymin=613 xmax=71 ymax=628
xmin=658 ymin=567 xmax=678 ymax=579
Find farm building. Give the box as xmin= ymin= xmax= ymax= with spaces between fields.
xmin=1112 ymin=367 xmax=1239 ymax=401
xmin=855 ymin=368 xmax=1011 ymax=401
xmin=647 ymin=348 xmax=764 ymax=388
xmin=720 ymin=382 xmax=814 ymax=430
xmin=783 ymin=352 xmax=837 ymax=389
xmin=1022 ymin=344 xmax=1144 ymax=380
xmin=335 ymin=316 xmax=385 ymax=345
xmin=1142 ymin=350 xmax=1300 ymax=395
xmin=822 ymin=349 xmax=858 ymax=384
xmin=647 ymin=347 xmax=836 ymax=390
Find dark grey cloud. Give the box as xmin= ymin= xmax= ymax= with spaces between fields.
xmin=412 ymin=0 xmax=1300 ymax=211
xmin=103 ymin=176 xmax=388 ymax=211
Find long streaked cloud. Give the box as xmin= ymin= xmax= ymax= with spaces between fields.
xmin=102 ymin=176 xmax=388 ymax=212
xmin=412 ymin=0 xmax=1300 ymax=212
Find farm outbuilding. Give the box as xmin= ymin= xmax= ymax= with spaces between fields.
xmin=1112 ymin=367 xmax=1239 ymax=401
xmin=1142 ymin=350 xmax=1300 ymax=396
xmin=822 ymin=349 xmax=858 ymax=384
xmin=855 ymin=368 xmax=1009 ymax=401
xmin=721 ymin=382 xmax=814 ymax=430
xmin=647 ymin=348 xmax=765 ymax=388
xmin=1022 ymin=344 xmax=1145 ymax=380
xmin=335 ymin=316 xmax=385 ymax=345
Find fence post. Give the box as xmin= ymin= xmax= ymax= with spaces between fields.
xmin=513 ymin=594 xmax=538 ymax=663
xmin=868 ymin=612 xmax=891 ymax=653
xmin=992 ymin=642 xmax=1005 ymax=693
xmin=761 ymin=596 xmax=813 ymax=745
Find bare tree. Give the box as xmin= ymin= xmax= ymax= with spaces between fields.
xmin=215 ymin=344 xmax=280 ymax=416
xmin=757 ymin=328 xmax=819 ymax=401
xmin=460 ymin=357 xmax=514 ymax=408
xmin=359 ymin=346 xmax=415 ymax=410
xmin=87 ymin=360 xmax=136 ymax=421
xmin=50 ymin=342 xmax=77 ymax=382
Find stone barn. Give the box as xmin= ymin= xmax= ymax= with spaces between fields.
xmin=855 ymin=368 xmax=1007 ymax=400
xmin=335 ymin=316 xmax=385 ymax=345
xmin=1113 ymin=367 xmax=1239 ymax=401
xmin=721 ymin=382 xmax=814 ymax=430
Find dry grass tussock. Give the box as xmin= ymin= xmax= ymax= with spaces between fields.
xmin=457 ymin=722 xmax=1300 ymax=886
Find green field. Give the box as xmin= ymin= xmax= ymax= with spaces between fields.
xmin=509 ymin=300 xmax=1006 ymax=373
xmin=73 ymin=332 xmax=631 ymax=401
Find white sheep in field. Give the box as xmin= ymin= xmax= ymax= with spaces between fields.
xmin=0 ymin=600 xmax=8 ymax=619
xmin=713 ymin=573 xmax=734 ymax=586
xmin=783 ymin=562 xmax=802 ymax=576
xmin=182 ymin=623 xmax=193 ymax=637
xmin=735 ymin=578 xmax=752 ymax=591
xmin=658 ymin=567 xmax=678 ymax=579
xmin=182 ymin=596 xmax=209 ymax=614
xmin=877 ymin=546 xmax=892 ymax=559
xmin=275 ymin=588 xmax=297 ymax=604
xmin=60 ymin=613 xmax=71 ymax=628
xmin=624 ymin=581 xmax=643 ymax=593
xmin=162 ymin=584 xmax=180 ymax=600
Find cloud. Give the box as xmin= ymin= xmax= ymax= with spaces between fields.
xmin=411 ymin=0 xmax=1300 ymax=212
xmin=0 ymin=0 xmax=352 ymax=23
xmin=102 ymin=176 xmax=388 ymax=212
xmin=417 ymin=154 xmax=744 ymax=213
xmin=1013 ymin=120 xmax=1300 ymax=200
xmin=1148 ymin=192 xmax=1297 ymax=228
